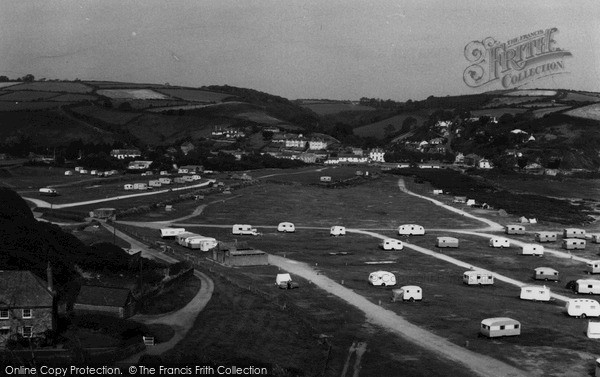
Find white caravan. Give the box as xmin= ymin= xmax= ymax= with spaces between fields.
xmin=380 ymin=239 xmax=403 ymax=251
xmin=576 ymin=279 xmax=600 ymax=295
xmin=565 ymin=299 xmax=600 ymax=318
xmin=277 ymin=222 xmax=296 ymax=233
xmin=368 ymin=271 xmax=396 ymax=287
xmin=392 ymin=286 xmax=422 ymax=301
xmin=186 ymin=236 xmax=218 ymax=251
xmin=520 ymin=286 xmax=551 ymax=301
xmin=587 ymin=261 xmax=600 ymax=274
xmin=160 ymin=228 xmax=186 ymax=238
xmin=398 ymin=224 xmax=425 ymax=236
xmin=489 ymin=237 xmax=510 ymax=248
xmin=330 ymin=226 xmax=346 ymax=236
xmin=232 ymin=224 xmax=258 ymax=236
xmin=463 ymin=271 xmax=494 ymax=285
xmin=521 ymin=244 xmax=544 ymax=257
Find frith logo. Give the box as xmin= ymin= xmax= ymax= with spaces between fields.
xmin=463 ymin=28 xmax=572 ymax=89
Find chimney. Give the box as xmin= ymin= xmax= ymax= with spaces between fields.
xmin=46 ymin=261 xmax=54 ymax=295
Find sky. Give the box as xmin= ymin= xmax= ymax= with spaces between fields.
xmin=1 ymin=0 xmax=599 ymax=101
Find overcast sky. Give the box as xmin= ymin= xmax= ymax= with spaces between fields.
xmin=1 ymin=0 xmax=599 ymax=101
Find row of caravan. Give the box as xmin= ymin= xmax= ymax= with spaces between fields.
xmin=331 ymin=224 xmax=426 ymax=237
xmin=159 ymin=228 xmax=218 ymax=251
xmin=489 ymin=236 xmax=587 ymax=251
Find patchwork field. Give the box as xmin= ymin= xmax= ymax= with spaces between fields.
xmin=505 ymin=90 xmax=557 ymax=97
xmin=0 ymin=90 xmax=60 ymax=101
xmin=354 ymin=113 xmax=428 ymax=139
xmin=6 ymin=81 xmax=93 ymax=93
xmin=565 ymin=103 xmax=600 ymax=121
xmin=97 ymin=89 xmax=169 ymax=100
xmin=155 ymin=88 xmax=233 ymax=102
xmin=300 ymin=102 xmax=376 ymax=115
xmin=70 ymin=105 xmax=142 ymax=125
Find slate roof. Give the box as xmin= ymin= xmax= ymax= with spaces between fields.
xmin=0 ymin=271 xmax=53 ymax=308
xmin=75 ymin=286 xmax=133 ymax=308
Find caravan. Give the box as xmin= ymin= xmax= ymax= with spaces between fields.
xmin=533 ymin=267 xmax=559 ymax=282
xmin=368 ymin=271 xmax=396 ymax=287
xmin=277 ymin=222 xmax=296 ymax=233
xmin=39 ymin=187 xmax=58 ymax=196
xmin=489 ymin=237 xmax=510 ymax=248
xmin=436 ymin=237 xmax=459 ymax=248
xmin=565 ymin=299 xmax=600 ymax=318
xmin=398 ymin=224 xmax=425 ymax=236
xmin=587 ymin=261 xmax=600 ymax=274
xmin=463 ymin=271 xmax=494 ymax=285
xmin=521 ymin=244 xmax=544 ymax=257
xmin=391 ymin=286 xmax=422 ymax=302
xmin=563 ymin=238 xmax=586 ymax=250
xmin=535 ymin=232 xmax=557 ymax=243
xmin=186 ymin=236 xmax=218 ymax=251
xmin=159 ymin=228 xmax=186 ymax=239
xmin=520 ymin=286 xmax=551 ymax=301
xmin=232 ymin=224 xmax=259 ymax=236
xmin=330 ymin=226 xmax=346 ymax=236
xmin=563 ymin=228 xmax=586 ymax=239
xmin=505 ymin=224 xmax=526 ymax=235
xmin=480 ymin=318 xmax=521 ymax=338
xmin=380 ymin=239 xmax=403 ymax=251
xmin=575 ymin=279 xmax=600 ymax=295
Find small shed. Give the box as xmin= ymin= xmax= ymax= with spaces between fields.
xmin=535 ymin=232 xmax=557 ymax=243
xmin=480 ymin=317 xmax=521 ymax=338
xmin=563 ymin=228 xmax=586 ymax=239
xmin=73 ymin=286 xmax=135 ymax=319
xmin=436 ymin=237 xmax=459 ymax=248
xmin=505 ymin=224 xmax=526 ymax=235
xmin=520 ymin=286 xmax=550 ymax=301
xmin=521 ymin=244 xmax=544 ymax=257
xmin=533 ymin=267 xmax=559 ymax=281
xmin=562 ymin=238 xmax=586 ymax=250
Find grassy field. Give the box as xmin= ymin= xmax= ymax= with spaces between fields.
xmin=97 ymin=89 xmax=169 ymax=100
xmin=300 ymin=102 xmax=375 ymax=115
xmin=235 ymin=111 xmax=283 ymax=124
xmin=565 ymin=103 xmax=600 ymax=121
xmin=505 ymin=90 xmax=557 ymax=97
xmin=0 ymin=101 xmax=64 ymax=111
xmin=155 ymin=88 xmax=233 ymax=102
xmin=470 ymin=108 xmax=528 ymax=117
xmin=70 ymin=105 xmax=143 ymax=125
xmin=353 ymin=113 xmax=428 ymax=139
xmin=0 ymin=90 xmax=60 ymax=101
xmin=484 ymin=175 xmax=600 ymax=202
xmin=6 ymin=81 xmax=94 ymax=93
xmin=563 ymin=93 xmax=600 ymax=102
xmin=51 ymin=93 xmax=97 ymax=102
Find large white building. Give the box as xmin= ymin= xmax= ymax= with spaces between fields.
xmin=369 ymin=148 xmax=385 ymax=162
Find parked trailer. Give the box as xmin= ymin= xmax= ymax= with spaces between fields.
xmin=380 ymin=238 xmax=403 ymax=251
xmin=232 ymin=224 xmax=258 ymax=236
xmin=535 ymin=232 xmax=557 ymax=243
xmin=149 ymin=180 xmax=162 ymax=188
xmin=521 ymin=244 xmax=544 ymax=257
xmin=436 ymin=237 xmax=459 ymax=248
xmin=563 ymin=228 xmax=586 ymax=239
xmin=505 ymin=224 xmax=525 ymax=235
xmin=330 ymin=226 xmax=346 ymax=236
xmin=174 ymin=177 xmax=186 ymax=184
xmin=489 ymin=237 xmax=510 ymax=248
xmin=565 ymin=299 xmax=600 ymax=318
xmin=39 ymin=187 xmax=58 ymax=196
xmin=320 ymin=176 xmax=332 ymax=182
xmin=520 ymin=286 xmax=551 ymax=301
xmin=277 ymin=222 xmax=296 ymax=233
xmin=563 ymin=238 xmax=586 ymax=250
xmin=587 ymin=261 xmax=600 ymax=274
xmin=123 ymin=184 xmax=134 ymax=190
xmin=533 ymin=267 xmax=559 ymax=281
xmin=391 ymin=286 xmax=422 ymax=302
xmin=176 ymin=232 xmax=199 ymax=246
xmin=160 ymin=228 xmax=186 ymax=239
xmin=480 ymin=318 xmax=521 ymax=338
xmin=186 ymin=236 xmax=218 ymax=251
xmin=463 ymin=271 xmax=494 ymax=285
xmin=398 ymin=224 xmax=425 ymax=236
xmin=576 ymin=279 xmax=600 ymax=295
xmin=159 ymin=177 xmax=172 ymax=184
xmin=368 ymin=271 xmax=396 ymax=287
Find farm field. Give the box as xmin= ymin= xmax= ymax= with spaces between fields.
xmin=485 ymin=175 xmax=600 ymax=202
xmin=155 ymin=88 xmax=233 ymax=102
xmin=354 ymin=113 xmax=428 ymax=139
xmin=0 ymin=82 xmax=20 ymax=88
xmin=299 ymin=102 xmax=376 ymax=115
xmin=532 ymin=106 xmax=571 ymax=117
xmin=5 ymin=81 xmax=93 ymax=93
xmin=0 ymin=101 xmax=63 ymax=111
xmin=565 ymin=103 xmax=600 ymax=121
xmin=234 ymin=111 xmax=283 ymax=124
xmin=0 ymin=90 xmax=60 ymax=101
xmin=484 ymin=96 xmax=546 ymax=107
xmin=70 ymin=105 xmax=142 ymax=125
xmin=505 ymin=90 xmax=557 ymax=96
xmin=470 ymin=108 xmax=528 ymax=117
xmin=51 ymin=93 xmax=97 ymax=102
xmin=562 ymin=92 xmax=600 ymax=102
xmin=96 ymin=89 xmax=169 ymax=100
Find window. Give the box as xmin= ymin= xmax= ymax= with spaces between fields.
xmin=0 ymin=310 xmax=8 ymax=319
xmin=514 ymin=324 xmax=520 ymax=329
xmin=500 ymin=325 xmax=505 ymax=330
xmin=0 ymin=326 xmax=10 ymax=335
xmin=22 ymin=309 xmax=31 ymax=319
xmin=21 ymin=326 xmax=32 ymax=338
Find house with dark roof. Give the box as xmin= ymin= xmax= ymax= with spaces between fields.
xmin=73 ymin=286 xmax=135 ymax=319
xmin=0 ymin=270 xmax=55 ymax=345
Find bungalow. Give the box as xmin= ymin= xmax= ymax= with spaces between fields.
xmin=128 ymin=160 xmax=153 ymax=170
xmin=73 ymin=286 xmax=135 ymax=319
xmin=110 ymin=149 xmax=141 ymax=160
xmin=0 ymin=270 xmax=55 ymax=345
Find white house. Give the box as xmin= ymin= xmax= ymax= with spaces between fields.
xmin=308 ymin=138 xmax=328 ymax=150
xmin=110 ymin=149 xmax=141 ymax=160
xmin=478 ymin=159 xmax=493 ymax=169
xmin=369 ymin=148 xmax=385 ymax=163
